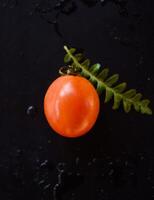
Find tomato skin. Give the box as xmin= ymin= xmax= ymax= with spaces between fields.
xmin=44 ymin=75 xmax=100 ymax=138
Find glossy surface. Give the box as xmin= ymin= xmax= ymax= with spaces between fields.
xmin=44 ymin=75 xmax=100 ymax=137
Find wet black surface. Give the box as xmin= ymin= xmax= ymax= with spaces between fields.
xmin=0 ymin=0 xmax=154 ymax=200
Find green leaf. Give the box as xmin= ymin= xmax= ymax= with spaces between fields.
xmin=81 ymin=59 xmax=91 ymax=69
xmin=63 ymin=45 xmax=152 ymax=115
xmin=70 ymin=48 xmax=76 ymax=54
xmin=80 ymin=70 xmax=90 ymax=78
xmin=123 ymin=100 xmax=132 ymax=113
xmin=97 ymin=68 xmax=109 ymax=81
xmin=134 ymin=103 xmax=140 ymax=112
xmin=123 ymin=89 xmax=136 ymax=98
xmin=64 ymin=48 xmax=76 ymax=63
xmin=105 ymin=74 xmax=119 ymax=87
xmin=97 ymin=82 xmax=105 ymax=94
xmin=113 ymin=94 xmax=122 ymax=109
xmin=132 ymin=93 xmax=142 ymax=101
xmin=105 ymin=89 xmax=113 ymax=103
xmin=89 ymin=63 xmax=101 ymax=75
xmin=114 ymin=82 xmax=127 ymax=93
xmin=141 ymin=107 xmax=152 ymax=115
xmin=75 ymin=53 xmax=83 ymax=62
xmin=89 ymin=75 xmax=96 ymax=83
xmin=141 ymin=99 xmax=150 ymax=107
xmin=64 ymin=54 xmax=71 ymax=63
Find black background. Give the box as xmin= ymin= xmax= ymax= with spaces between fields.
xmin=0 ymin=0 xmax=154 ymax=200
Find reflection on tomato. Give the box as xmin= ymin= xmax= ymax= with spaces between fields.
xmin=44 ymin=75 xmax=100 ymax=138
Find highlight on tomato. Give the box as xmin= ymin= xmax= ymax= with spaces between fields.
xmin=44 ymin=75 xmax=100 ymax=138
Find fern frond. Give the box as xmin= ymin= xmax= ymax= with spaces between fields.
xmin=63 ymin=46 xmax=152 ymax=115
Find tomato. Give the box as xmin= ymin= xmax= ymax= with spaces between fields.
xmin=44 ymin=75 xmax=100 ymax=138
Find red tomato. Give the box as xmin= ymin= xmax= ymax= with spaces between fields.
xmin=44 ymin=75 xmax=100 ymax=138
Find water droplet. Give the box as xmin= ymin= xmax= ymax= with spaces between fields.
xmin=48 ymin=140 xmax=52 ymax=144
xmin=26 ymin=106 xmax=37 ymax=117
xmin=100 ymin=0 xmax=106 ymax=6
xmin=75 ymin=157 xmax=80 ymax=165
xmin=76 ymin=172 xmax=81 ymax=176
xmin=53 ymin=183 xmax=59 ymax=200
xmin=140 ymin=156 xmax=145 ymax=161
xmin=16 ymin=148 xmax=22 ymax=154
xmin=29 ymin=11 xmax=33 ymax=16
xmin=43 ymin=184 xmax=51 ymax=190
xmin=108 ymin=161 xmax=113 ymax=165
xmin=54 ymin=2 xmax=61 ymax=9
xmin=40 ymin=160 xmax=48 ymax=167
xmin=108 ymin=169 xmax=114 ymax=176
xmin=57 ymin=162 xmax=66 ymax=173
xmin=53 ymin=168 xmax=84 ymax=200
xmin=2 ymin=3 xmax=7 ymax=7
xmin=100 ymin=188 xmax=104 ymax=193
xmin=139 ymin=56 xmax=144 ymax=65
xmin=147 ymin=77 xmax=151 ymax=81
xmin=114 ymin=36 xmax=120 ymax=40
xmin=52 ymin=20 xmax=63 ymax=37
xmin=125 ymin=161 xmax=128 ymax=166
xmin=92 ymin=158 xmax=96 ymax=163
xmin=130 ymin=172 xmax=135 ymax=176
xmin=38 ymin=179 xmax=45 ymax=185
